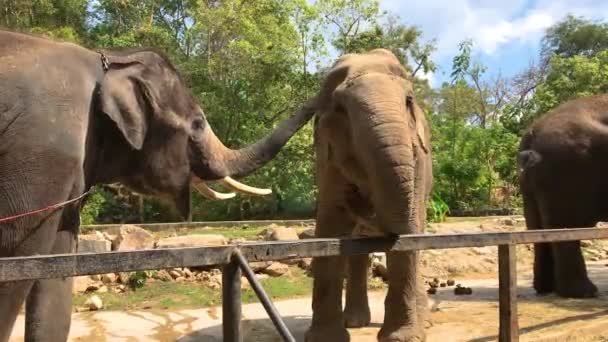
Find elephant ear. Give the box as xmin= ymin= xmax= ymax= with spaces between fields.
xmin=406 ymin=94 xmax=429 ymax=154
xmin=99 ymin=62 xmax=153 ymax=150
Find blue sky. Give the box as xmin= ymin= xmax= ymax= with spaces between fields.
xmin=378 ymin=0 xmax=608 ymax=87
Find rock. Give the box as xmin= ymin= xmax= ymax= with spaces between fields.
xmin=117 ymin=272 xmax=130 ymax=284
xmin=297 ymin=258 xmax=312 ymax=271
xmin=102 ymin=232 xmax=116 ymax=242
xmin=298 ymin=228 xmax=316 ymax=240
xmin=90 ymin=274 xmax=101 ymax=281
xmin=114 ymin=285 xmax=127 ymax=293
xmin=85 ymin=284 xmax=101 ymax=293
xmin=262 ymin=262 xmax=290 ymax=277
xmin=176 ymin=277 xmax=186 ymax=282
xmin=154 ymin=270 xmax=173 ymax=282
xmin=97 ymin=285 xmax=109 ymax=293
xmin=256 ymin=274 xmax=270 ymax=281
xmin=183 ymin=268 xmax=193 ymax=278
xmin=78 ymin=239 xmax=111 ymax=253
xmin=260 ymin=226 xmax=300 ymax=241
xmin=581 ymin=240 xmax=593 ymax=248
xmin=85 ymin=296 xmax=103 ymax=311
xmin=250 ymin=261 xmax=272 ymax=272
xmin=112 ymin=225 xmax=155 ymax=251
xmin=440 ymin=282 xmax=446 ymax=287
xmin=282 ymin=258 xmax=302 ymax=266
xmin=447 ymin=279 xmax=455 ymax=286
xmin=73 ymin=276 xmax=97 ymax=293
xmin=169 ymin=270 xmax=182 ymax=280
xmin=79 ymin=231 xmax=111 ymax=252
xmin=427 ymin=288 xmax=437 ymax=295
xmin=156 ymin=234 xmax=227 ymax=248
xmin=101 ymin=273 xmax=116 ymax=284
xmin=204 ymin=274 xmax=222 ymax=290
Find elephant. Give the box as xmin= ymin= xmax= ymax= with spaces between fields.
xmin=305 ymin=49 xmax=433 ymax=342
xmin=0 ymin=29 xmax=315 ymax=341
xmin=518 ymin=93 xmax=608 ymax=299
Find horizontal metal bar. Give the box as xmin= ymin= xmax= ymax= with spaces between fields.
xmin=1 ymin=227 xmax=607 ymax=282
xmin=235 ymin=250 xmax=296 ymax=342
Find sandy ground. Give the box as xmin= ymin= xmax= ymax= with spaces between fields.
xmin=9 ymin=217 xmax=608 ymax=341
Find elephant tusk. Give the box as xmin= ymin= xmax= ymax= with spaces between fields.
xmin=218 ymin=176 xmax=272 ymax=196
xmin=192 ymin=178 xmax=236 ymax=200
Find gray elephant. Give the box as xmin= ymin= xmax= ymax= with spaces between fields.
xmin=0 ymin=29 xmax=315 ymax=341
xmin=518 ymin=94 xmax=608 ymax=298
xmin=306 ymin=49 xmax=433 ymax=342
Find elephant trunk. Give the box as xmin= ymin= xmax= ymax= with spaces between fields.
xmin=191 ymin=98 xmax=316 ymax=181
xmin=350 ymin=97 xmax=416 ymax=235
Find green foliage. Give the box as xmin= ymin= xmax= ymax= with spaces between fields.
xmin=128 ymin=271 xmax=152 ymax=290
xmin=80 ymin=187 xmax=107 ymax=225
xmin=18 ymin=0 xmax=600 ymax=223
xmin=542 ymin=15 xmax=608 ymax=60
xmin=534 ymin=50 xmax=608 ymax=114
xmin=427 ymin=195 xmax=449 ymax=223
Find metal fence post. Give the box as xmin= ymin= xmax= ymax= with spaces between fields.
xmin=223 ymin=253 xmax=242 ymax=342
xmin=498 ymin=244 xmax=518 ymax=342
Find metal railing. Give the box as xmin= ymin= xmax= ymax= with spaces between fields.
xmin=2 ymin=227 xmax=608 ymax=342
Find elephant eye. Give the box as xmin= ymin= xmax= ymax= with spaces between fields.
xmin=192 ymin=118 xmax=205 ymax=131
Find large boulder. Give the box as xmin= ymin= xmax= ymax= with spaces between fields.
xmin=262 ymin=262 xmax=290 ymax=277
xmin=78 ymin=231 xmax=111 ymax=253
xmin=112 ymin=225 xmax=155 ymax=251
xmin=259 ymin=226 xmax=299 ymax=241
xmin=156 ymin=234 xmax=228 ymax=248
xmin=298 ymin=228 xmax=316 ymax=240
xmin=73 ymin=276 xmax=100 ymax=293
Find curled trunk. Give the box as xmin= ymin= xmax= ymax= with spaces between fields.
xmin=192 ymin=98 xmax=316 ymax=180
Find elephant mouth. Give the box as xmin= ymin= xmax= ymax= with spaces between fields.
xmin=191 ymin=176 xmax=272 ymax=201
xmin=344 ymin=184 xmax=383 ymax=237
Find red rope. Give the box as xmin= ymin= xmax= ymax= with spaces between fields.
xmin=0 ymin=190 xmax=91 ymax=223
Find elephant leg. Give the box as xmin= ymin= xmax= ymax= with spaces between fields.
xmin=522 ymin=188 xmax=555 ymax=294
xmin=539 ymin=193 xmax=597 ymax=298
xmin=25 ymin=229 xmax=77 ymax=342
xmin=552 ymin=241 xmax=597 ymax=298
xmin=305 ymin=186 xmax=354 ymax=341
xmin=533 ymin=243 xmax=554 ymax=294
xmin=378 ymin=250 xmax=423 ymax=342
xmin=344 ymin=254 xmax=371 ymax=328
xmin=0 ymin=281 xmax=35 ymax=342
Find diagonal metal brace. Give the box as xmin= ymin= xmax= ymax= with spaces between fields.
xmin=234 ymin=250 xmax=296 ymax=342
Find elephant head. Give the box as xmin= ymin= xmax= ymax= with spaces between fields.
xmin=96 ymin=49 xmax=316 ymax=218
xmin=314 ymin=48 xmax=431 ymax=234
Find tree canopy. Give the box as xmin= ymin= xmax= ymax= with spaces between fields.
xmin=2 ymin=2 xmax=607 ymax=222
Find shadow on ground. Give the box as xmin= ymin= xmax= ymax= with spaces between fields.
xmin=177 ymin=316 xmax=313 ymax=342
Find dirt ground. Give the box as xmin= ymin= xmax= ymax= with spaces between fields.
xmin=10 ymin=216 xmax=608 ymax=341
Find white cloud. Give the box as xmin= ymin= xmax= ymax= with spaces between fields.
xmin=417 ymin=69 xmax=436 ymax=87
xmin=380 ymin=0 xmax=608 ymax=60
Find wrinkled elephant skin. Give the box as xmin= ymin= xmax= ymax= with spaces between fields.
xmin=305 ymin=49 xmax=433 ymax=342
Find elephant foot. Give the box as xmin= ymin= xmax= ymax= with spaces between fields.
xmin=377 ymin=325 xmax=425 ymax=342
xmin=305 ymin=324 xmax=350 ymax=342
xmin=343 ymin=306 xmax=371 ymax=328
xmin=556 ymin=278 xmax=598 ymax=298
